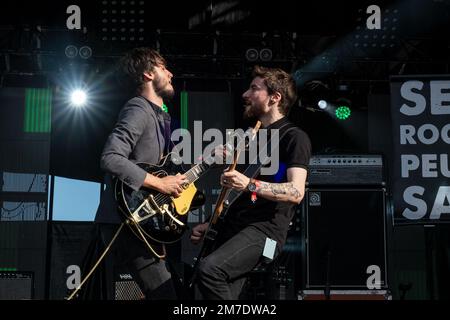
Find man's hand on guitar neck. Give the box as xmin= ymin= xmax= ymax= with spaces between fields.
xmin=143 ymin=173 xmax=188 ymax=198
xmin=190 ymin=222 xmax=209 ymax=245
xmin=221 ymin=170 xmax=250 ymax=192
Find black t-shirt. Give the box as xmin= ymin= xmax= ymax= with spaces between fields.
xmin=221 ymin=117 xmax=312 ymax=247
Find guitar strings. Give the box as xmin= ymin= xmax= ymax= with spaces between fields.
xmin=150 ymin=136 xmax=247 ymax=205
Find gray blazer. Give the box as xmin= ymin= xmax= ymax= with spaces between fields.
xmin=95 ymin=96 xmax=169 ymax=224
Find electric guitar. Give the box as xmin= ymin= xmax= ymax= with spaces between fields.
xmin=114 ymin=153 xmax=211 ymax=244
xmin=188 ymin=121 xmax=262 ymax=287
xmin=114 ymin=129 xmax=253 ymax=244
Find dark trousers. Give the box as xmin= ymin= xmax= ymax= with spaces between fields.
xmin=196 ymin=226 xmax=279 ymax=300
xmin=99 ymin=223 xmax=177 ymax=300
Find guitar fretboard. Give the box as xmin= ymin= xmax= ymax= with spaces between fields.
xmin=186 ymin=162 xmax=210 ymax=183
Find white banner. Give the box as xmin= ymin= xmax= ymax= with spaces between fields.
xmin=390 ymin=75 xmax=450 ymax=224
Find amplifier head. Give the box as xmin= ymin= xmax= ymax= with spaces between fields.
xmin=307 ymin=154 xmax=384 ymax=186
xmin=0 ymin=272 xmax=34 ymax=300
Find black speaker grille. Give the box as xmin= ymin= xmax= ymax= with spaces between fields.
xmin=114 ymin=276 xmax=144 ymax=300
xmin=305 ymin=188 xmax=388 ymax=289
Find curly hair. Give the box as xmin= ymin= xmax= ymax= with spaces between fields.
xmin=252 ymin=65 xmax=297 ymax=115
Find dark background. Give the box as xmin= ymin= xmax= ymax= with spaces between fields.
xmin=1 ymin=0 xmax=450 ymax=300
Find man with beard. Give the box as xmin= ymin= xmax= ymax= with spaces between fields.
xmin=94 ymin=48 xmax=186 ymax=299
xmin=190 ymin=66 xmax=311 ymax=300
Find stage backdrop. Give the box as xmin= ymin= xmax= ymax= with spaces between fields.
xmin=390 ymin=75 xmax=450 ymax=224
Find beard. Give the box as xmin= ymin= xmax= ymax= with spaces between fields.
xmin=243 ymin=105 xmax=254 ymax=119
xmin=243 ymin=103 xmax=262 ymax=120
xmin=153 ymin=74 xmax=175 ymax=101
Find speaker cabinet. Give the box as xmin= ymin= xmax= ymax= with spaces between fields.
xmin=0 ymin=272 xmax=34 ymax=300
xmin=114 ymin=265 xmax=144 ymax=300
xmin=114 ymin=276 xmax=144 ymax=300
xmin=303 ymin=188 xmax=388 ymax=289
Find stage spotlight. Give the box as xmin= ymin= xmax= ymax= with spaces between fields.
xmin=245 ymin=48 xmax=259 ymax=62
xmin=335 ymin=105 xmax=351 ymax=120
xmin=65 ymin=45 xmax=78 ymax=59
xmin=259 ymin=48 xmax=272 ymax=61
xmin=335 ymin=97 xmax=352 ymax=119
xmin=70 ymin=89 xmax=87 ymax=107
xmin=79 ymin=46 xmax=92 ymax=59
xmin=318 ymin=100 xmax=328 ymax=110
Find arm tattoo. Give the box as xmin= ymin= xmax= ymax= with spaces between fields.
xmin=259 ymin=182 xmax=300 ymax=199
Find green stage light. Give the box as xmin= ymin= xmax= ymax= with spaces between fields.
xmin=162 ymin=103 xmax=168 ymax=113
xmin=335 ymin=105 xmax=351 ymax=120
xmin=0 ymin=267 xmax=17 ymax=272
xmin=24 ymin=88 xmax=52 ymax=133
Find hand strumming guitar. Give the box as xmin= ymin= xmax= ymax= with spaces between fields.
xmin=143 ymin=173 xmax=187 ymax=198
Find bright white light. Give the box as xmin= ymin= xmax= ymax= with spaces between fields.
xmin=71 ymin=90 xmax=87 ymax=107
xmin=318 ymin=100 xmax=328 ymax=110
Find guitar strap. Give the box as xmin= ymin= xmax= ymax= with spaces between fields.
xmin=224 ymin=122 xmax=298 ymax=209
xmin=188 ymin=122 xmax=297 ymax=287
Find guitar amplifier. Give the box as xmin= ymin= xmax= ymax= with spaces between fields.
xmin=0 ymin=272 xmax=34 ymax=300
xmin=303 ymin=188 xmax=388 ymax=290
xmin=114 ymin=274 xmax=144 ymax=300
xmin=307 ymin=154 xmax=384 ymax=186
xmin=114 ymin=265 xmax=144 ymax=300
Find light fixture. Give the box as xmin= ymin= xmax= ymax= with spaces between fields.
xmin=70 ymin=89 xmax=87 ymax=107
xmin=259 ymin=48 xmax=272 ymax=61
xmin=335 ymin=105 xmax=351 ymax=120
xmin=334 ymin=97 xmax=352 ymax=120
xmin=353 ymin=5 xmax=399 ymax=51
xmin=101 ymin=0 xmax=145 ymax=43
xmin=65 ymin=45 xmax=78 ymax=59
xmin=318 ymin=100 xmax=328 ymax=110
xmin=79 ymin=46 xmax=92 ymax=59
xmin=245 ymin=48 xmax=259 ymax=62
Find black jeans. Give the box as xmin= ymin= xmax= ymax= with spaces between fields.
xmin=196 ymin=225 xmax=279 ymax=300
xmin=99 ymin=223 xmax=177 ymax=300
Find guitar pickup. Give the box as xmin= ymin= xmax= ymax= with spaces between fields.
xmin=181 ymin=182 xmax=190 ymax=189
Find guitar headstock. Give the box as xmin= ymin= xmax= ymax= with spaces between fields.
xmin=228 ymin=121 xmax=261 ymax=153
xmin=221 ymin=121 xmax=262 ymax=167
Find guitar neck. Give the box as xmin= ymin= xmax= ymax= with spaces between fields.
xmin=185 ymin=162 xmax=210 ymax=183
xmin=209 ymin=121 xmax=261 ymax=224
